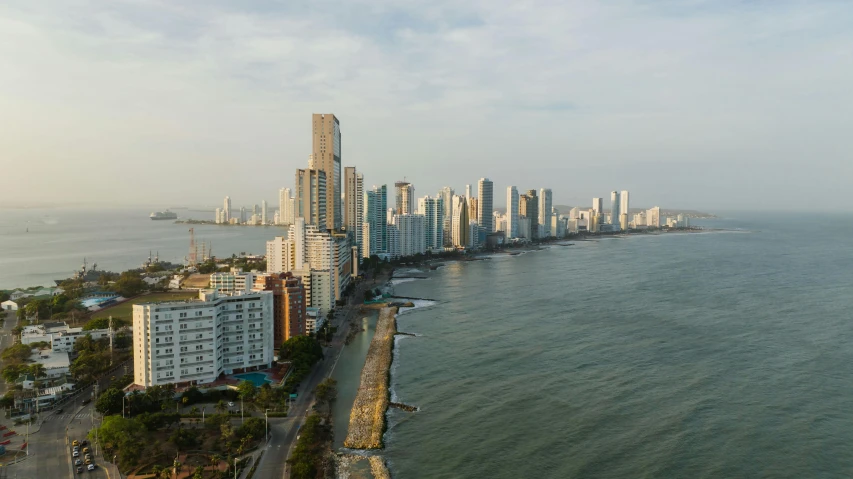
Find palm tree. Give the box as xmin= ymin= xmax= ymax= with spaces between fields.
xmin=29 ymin=364 xmax=46 ymax=379
xmin=215 ymin=400 xmax=227 ymax=415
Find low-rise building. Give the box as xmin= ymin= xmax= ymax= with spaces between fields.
xmin=1 ymin=300 xmax=18 ymax=311
xmin=30 ymin=349 xmax=71 ymax=379
xmin=305 ymin=307 xmax=325 ymax=335
xmin=21 ymin=322 xmax=111 ymax=352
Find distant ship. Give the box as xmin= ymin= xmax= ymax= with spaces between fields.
xmin=150 ymin=210 xmax=178 ymax=220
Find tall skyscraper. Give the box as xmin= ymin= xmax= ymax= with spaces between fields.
xmin=438 ymin=187 xmax=455 ymax=247
xmin=522 ymin=189 xmax=539 ymax=239
xmin=592 ymin=197 xmax=603 ymax=213
xmin=468 ymin=198 xmax=478 ymax=227
xmin=240 ymin=207 xmax=247 ymax=224
xmin=418 ymin=196 xmax=444 ymax=251
xmin=465 ymin=184 xmax=471 ymax=199
xmin=539 ymin=188 xmax=552 ymax=237
xmin=451 ymin=195 xmax=469 ymax=248
xmin=395 ymin=181 xmax=415 ymax=215
xmin=620 ymin=190 xmax=630 ymax=220
xmin=223 ymin=196 xmax=232 ymax=222
xmin=344 ymin=167 xmax=364 ymax=258
xmin=392 ymin=214 xmax=426 ymax=257
xmin=312 ymin=113 xmax=342 ymax=231
xmin=477 ymin=178 xmax=494 ymax=234
xmin=295 ymin=168 xmax=327 ymax=228
xmin=506 ymin=186 xmax=519 ymax=239
xmin=279 ymin=188 xmax=295 ymax=225
xmin=647 ymin=206 xmax=661 ymax=228
xmin=610 ymin=191 xmax=621 ymax=227
xmin=364 ymin=185 xmax=387 ymax=257
xmin=261 ymin=199 xmax=267 ymax=225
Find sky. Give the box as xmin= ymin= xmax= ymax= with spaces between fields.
xmin=1 ymin=0 xmax=852 ymax=212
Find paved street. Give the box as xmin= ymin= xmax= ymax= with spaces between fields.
xmin=255 ymin=278 xmax=374 ymax=478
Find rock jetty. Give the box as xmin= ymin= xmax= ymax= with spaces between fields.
xmin=343 ymin=306 xmax=398 ymax=449
xmin=389 ymin=401 xmax=418 ymax=412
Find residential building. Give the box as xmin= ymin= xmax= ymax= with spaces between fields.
xmin=520 ymin=190 xmax=539 ymax=239
xmin=132 ymin=290 xmax=274 ymax=387
xmin=592 ymin=197 xmax=603 ymax=213
xmin=477 ymin=178 xmax=494 ymax=236
xmin=539 ymin=188 xmax=552 ymax=237
xmin=517 ymin=217 xmax=532 ymax=239
xmin=451 ymin=195 xmax=469 ymax=248
xmin=395 ymin=181 xmax=415 ymax=215
xmin=468 ymin=220 xmax=480 ymax=249
xmin=393 ymin=214 xmax=426 ymax=257
xmin=569 ymin=207 xmax=580 ymax=219
xmin=647 ymin=206 xmax=661 ymax=227
xmin=210 ymin=269 xmax=258 ymax=294
xmin=30 ymin=349 xmax=70 ymax=379
xmin=438 ymin=187 xmax=455 ymax=246
xmin=254 ymin=272 xmax=306 ymax=345
xmin=279 ymin=188 xmax=295 ymax=225
xmin=363 ymin=185 xmax=388 ymax=257
xmin=468 ymin=198 xmax=478 ymax=231
xmin=261 ymin=200 xmax=267 ymax=225
xmin=295 ymin=169 xmax=327 ymax=229
xmin=312 ymin=113 xmax=342 ymax=231
xmin=418 ymin=196 xmax=444 ymax=251
xmin=344 ymin=167 xmax=364 ymax=257
xmin=506 ymin=186 xmax=519 ymax=239
xmin=305 ymin=308 xmax=323 ymax=335
xmin=387 ymin=222 xmax=401 ymax=259
xmin=20 ymin=323 xmax=111 ymax=353
xmin=223 ymin=196 xmax=232 ymax=223
xmin=610 ymin=191 xmax=621 ymax=227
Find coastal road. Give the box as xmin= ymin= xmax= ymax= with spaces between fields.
xmin=254 ymin=278 xmax=375 ymax=478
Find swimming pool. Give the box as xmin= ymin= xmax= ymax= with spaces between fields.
xmin=233 ymin=372 xmax=273 ymax=387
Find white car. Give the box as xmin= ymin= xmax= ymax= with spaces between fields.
xmin=87 ymin=464 xmax=96 ymax=471
xmin=228 ymin=402 xmax=235 ymax=407
xmin=72 ymin=450 xmax=80 ymax=457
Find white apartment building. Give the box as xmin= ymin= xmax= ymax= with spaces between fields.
xmin=210 ymin=269 xmax=258 ymax=294
xmin=21 ymin=323 xmax=112 ymax=353
xmin=392 ymin=214 xmax=426 ymax=258
xmin=132 ymin=290 xmax=274 ymax=388
xmin=417 ymin=196 xmax=443 ymax=252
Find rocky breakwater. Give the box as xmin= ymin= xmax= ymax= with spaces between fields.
xmin=344 ymin=306 xmax=398 ymax=449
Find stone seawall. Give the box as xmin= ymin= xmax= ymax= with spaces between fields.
xmin=343 ymin=306 xmax=398 ymax=449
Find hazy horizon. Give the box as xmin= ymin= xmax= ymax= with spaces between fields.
xmin=2 ymin=1 xmax=851 ymax=211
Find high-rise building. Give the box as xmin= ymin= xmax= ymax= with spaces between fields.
xmin=295 ymin=168 xmax=327 ymax=229
xmin=265 ymin=218 xmax=350 ymax=314
xmin=132 ymin=290 xmax=274 ymax=387
xmin=520 ymin=190 xmax=539 ymax=239
xmin=223 ymin=196 xmax=232 ymax=222
xmin=215 ymin=208 xmax=222 ymax=224
xmin=312 ymin=114 xmax=342 ymax=231
xmin=240 ymin=207 xmax=247 ymax=224
xmin=610 ymin=191 xmax=621 ymax=227
xmin=392 ymin=214 xmax=426 ymax=257
xmin=592 ymin=197 xmax=603 ymax=213
xmin=279 ymin=188 xmax=295 ymax=225
xmin=261 ymin=200 xmax=267 ymax=225
xmin=539 ymin=188 xmax=552 ymax=238
xmin=451 ymin=195 xmax=469 ymax=248
xmin=465 ymin=184 xmax=472 ymax=199
xmin=506 ymin=186 xmax=519 ymax=239
xmin=210 ymin=270 xmax=258 ymax=294
xmin=364 ymin=185 xmax=388 ymax=257
xmin=477 ymin=178 xmax=494 ymax=235
xmin=418 ymin=196 xmax=444 ymax=251
xmin=395 ymin=181 xmax=415 ymax=215
xmin=468 ymin=220 xmax=479 ymax=249
xmin=647 ymin=206 xmax=661 ymax=228
xmin=344 ymin=167 xmax=364 ymax=258
xmin=620 ymin=190 xmax=630 ymax=222
xmin=254 ymin=272 xmax=306 ymax=345
xmin=468 ymin=198 xmax=478 ymax=227
xmin=438 ymin=187 xmax=454 ymax=246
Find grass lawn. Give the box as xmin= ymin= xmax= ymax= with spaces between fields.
xmin=91 ymin=291 xmax=198 ymax=321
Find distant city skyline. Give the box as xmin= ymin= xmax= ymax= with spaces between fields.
xmin=2 ymin=1 xmax=852 ymax=212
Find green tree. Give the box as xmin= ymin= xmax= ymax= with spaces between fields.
xmin=314 ymin=378 xmax=337 ymax=411
xmin=83 ymin=316 xmax=128 ymax=331
xmin=168 ymin=427 xmax=198 ymax=449
xmin=111 ymin=271 xmax=146 ymax=297
xmin=1 ymin=343 xmax=32 ymax=364
xmin=27 ymin=363 xmax=47 ymax=379
xmin=236 ymin=380 xmax=257 ymax=401
xmin=181 ymin=386 xmax=204 ymax=405
xmin=236 ymin=417 xmax=265 ymax=441
xmin=1 ymin=364 xmax=25 ymax=383
xmin=58 ymin=279 xmax=84 ymax=299
xmin=96 ymin=387 xmax=125 ymax=415
xmin=90 ymin=416 xmax=146 ymax=468
xmin=279 ymin=336 xmax=323 ymax=367
xmin=192 ymin=466 xmax=205 ymax=479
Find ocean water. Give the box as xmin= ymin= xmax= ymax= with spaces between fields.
xmin=384 ymin=213 xmax=853 ymax=478
xmin=0 ymin=207 xmax=283 ymax=289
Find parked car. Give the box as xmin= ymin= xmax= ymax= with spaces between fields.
xmin=76 ymin=466 xmax=83 ymax=474
xmin=72 ymin=440 xmax=80 ymax=447
xmin=75 ymin=459 xmax=82 ymax=466
xmin=87 ymin=464 xmax=96 ymax=471
xmin=228 ymin=402 xmax=235 ymax=407
xmin=55 ymin=408 xmax=63 ymax=414
xmin=80 ymin=440 xmax=88 ymax=447
xmin=72 ymin=451 xmax=80 ymax=457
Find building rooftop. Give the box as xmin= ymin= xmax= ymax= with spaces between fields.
xmin=30 ymin=350 xmax=71 ymax=369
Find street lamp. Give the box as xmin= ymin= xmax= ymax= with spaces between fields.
xmin=264 ymin=409 xmax=271 ymax=443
